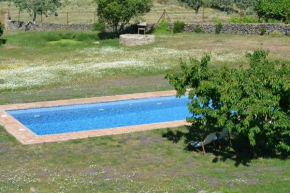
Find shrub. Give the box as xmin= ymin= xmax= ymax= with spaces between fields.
xmin=213 ymin=18 xmax=222 ymax=24
xmin=92 ymin=22 xmax=106 ymax=32
xmin=260 ymin=27 xmax=266 ymax=35
xmin=166 ymin=49 xmax=290 ymax=155
xmin=194 ymin=25 xmax=202 ymax=33
xmin=60 ymin=32 xmax=75 ymax=39
xmin=0 ymin=23 xmax=6 ymax=46
xmin=173 ymin=21 xmax=185 ymax=33
xmin=270 ymin=30 xmax=281 ymax=37
xmin=229 ymin=16 xmax=260 ymax=23
xmin=154 ymin=20 xmax=171 ymax=34
xmin=215 ymin=22 xmax=222 ymax=34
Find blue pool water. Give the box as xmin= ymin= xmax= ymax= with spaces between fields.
xmin=8 ymin=96 xmax=193 ymax=136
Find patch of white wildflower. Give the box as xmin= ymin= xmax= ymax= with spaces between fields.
xmin=0 ymin=46 xmax=245 ymax=91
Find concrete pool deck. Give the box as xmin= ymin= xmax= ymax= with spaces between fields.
xmin=0 ymin=90 xmax=190 ymax=145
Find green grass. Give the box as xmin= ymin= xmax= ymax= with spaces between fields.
xmin=0 ymin=125 xmax=289 ymax=192
xmin=1 ymin=31 xmax=290 ymax=104
xmin=0 ymin=30 xmax=290 ymax=192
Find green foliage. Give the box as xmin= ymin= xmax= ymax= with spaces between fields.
xmin=6 ymin=31 xmax=100 ymax=48
xmin=154 ymin=20 xmax=171 ymax=34
xmin=178 ymin=0 xmax=212 ymax=14
xmin=166 ymin=49 xmax=290 ymax=154
xmin=235 ymin=0 xmax=257 ymax=14
xmin=0 ymin=23 xmax=6 ymax=46
xmin=92 ymin=22 xmax=106 ymax=32
xmin=229 ymin=16 xmax=260 ymax=23
xmin=194 ymin=25 xmax=202 ymax=33
xmin=173 ymin=21 xmax=185 ymax=33
xmin=260 ymin=27 xmax=266 ymax=35
xmin=10 ymin=0 xmax=63 ymax=22
xmin=212 ymin=17 xmax=222 ymax=24
xmin=95 ymin=0 xmax=153 ymax=34
xmin=270 ymin=30 xmax=282 ymax=37
xmin=215 ymin=22 xmax=222 ymax=34
xmin=256 ymin=0 xmax=290 ymax=22
xmin=0 ymin=23 xmax=3 ymax=37
xmin=212 ymin=0 xmax=234 ymax=12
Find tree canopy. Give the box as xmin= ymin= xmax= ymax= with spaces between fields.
xmin=95 ymin=0 xmax=153 ymax=34
xmin=10 ymin=0 xmax=63 ymax=23
xmin=256 ymin=0 xmax=290 ymax=22
xmin=235 ymin=0 xmax=256 ymax=15
xmin=166 ymin=50 xmax=290 ymax=154
xmin=178 ymin=0 xmax=213 ymax=14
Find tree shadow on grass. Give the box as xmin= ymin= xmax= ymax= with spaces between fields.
xmin=162 ymin=125 xmax=289 ymax=167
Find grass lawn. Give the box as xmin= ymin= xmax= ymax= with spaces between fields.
xmin=0 ymin=31 xmax=289 ymax=192
xmin=0 ymin=125 xmax=290 ymax=193
xmin=1 ymin=31 xmax=290 ymax=104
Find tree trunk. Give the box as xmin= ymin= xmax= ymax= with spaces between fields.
xmin=32 ymin=11 xmax=37 ymax=24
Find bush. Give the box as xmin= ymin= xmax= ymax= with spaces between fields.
xmin=166 ymin=49 xmax=290 ymax=155
xmin=194 ymin=26 xmax=202 ymax=33
xmin=229 ymin=16 xmax=260 ymax=23
xmin=213 ymin=18 xmax=222 ymax=24
xmin=173 ymin=21 xmax=185 ymax=33
xmin=215 ymin=22 xmax=222 ymax=34
xmin=260 ymin=27 xmax=266 ymax=35
xmin=270 ymin=30 xmax=281 ymax=37
xmin=92 ymin=22 xmax=106 ymax=32
xmin=154 ymin=20 xmax=171 ymax=34
xmin=0 ymin=23 xmax=6 ymax=46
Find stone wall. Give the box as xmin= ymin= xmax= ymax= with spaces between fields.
xmin=184 ymin=23 xmax=290 ymax=35
xmin=5 ymin=18 xmax=156 ymax=32
xmin=6 ymin=20 xmax=92 ymax=31
xmin=5 ymin=16 xmax=290 ymax=36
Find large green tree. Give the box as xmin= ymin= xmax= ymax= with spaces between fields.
xmin=256 ymin=0 xmax=290 ymax=22
xmin=212 ymin=0 xmax=234 ymax=12
xmin=10 ymin=0 xmax=63 ymax=23
xmin=166 ymin=50 xmax=290 ymax=154
xmin=235 ymin=0 xmax=257 ymax=15
xmin=178 ymin=0 xmax=213 ymax=15
xmin=95 ymin=0 xmax=153 ymax=35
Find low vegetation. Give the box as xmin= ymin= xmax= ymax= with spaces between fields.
xmin=0 ymin=125 xmax=290 ymax=192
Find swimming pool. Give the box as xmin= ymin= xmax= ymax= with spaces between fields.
xmin=7 ymin=95 xmax=192 ymax=136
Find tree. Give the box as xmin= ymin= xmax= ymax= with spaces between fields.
xmin=212 ymin=0 xmax=234 ymax=12
xmin=178 ymin=0 xmax=213 ymax=15
xmin=235 ymin=0 xmax=256 ymax=15
xmin=95 ymin=0 xmax=153 ymax=35
xmin=256 ymin=0 xmax=290 ymax=22
xmin=10 ymin=0 xmax=63 ymax=23
xmin=166 ymin=50 xmax=290 ymax=154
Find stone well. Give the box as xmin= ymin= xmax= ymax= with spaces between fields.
xmin=119 ymin=34 xmax=155 ymax=46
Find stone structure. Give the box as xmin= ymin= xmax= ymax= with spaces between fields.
xmin=5 ymin=20 xmax=156 ymax=32
xmin=120 ymin=34 xmax=155 ymax=46
xmin=4 ymin=18 xmax=290 ymax=36
xmin=6 ymin=20 xmax=92 ymax=31
xmin=184 ymin=23 xmax=290 ymax=35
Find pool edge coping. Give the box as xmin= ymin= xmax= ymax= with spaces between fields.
xmin=0 ymin=90 xmax=191 ymax=145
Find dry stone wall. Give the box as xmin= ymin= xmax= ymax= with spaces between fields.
xmin=184 ymin=23 xmax=290 ymax=35
xmin=6 ymin=20 xmax=92 ymax=31
xmin=4 ymin=15 xmax=290 ymax=36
